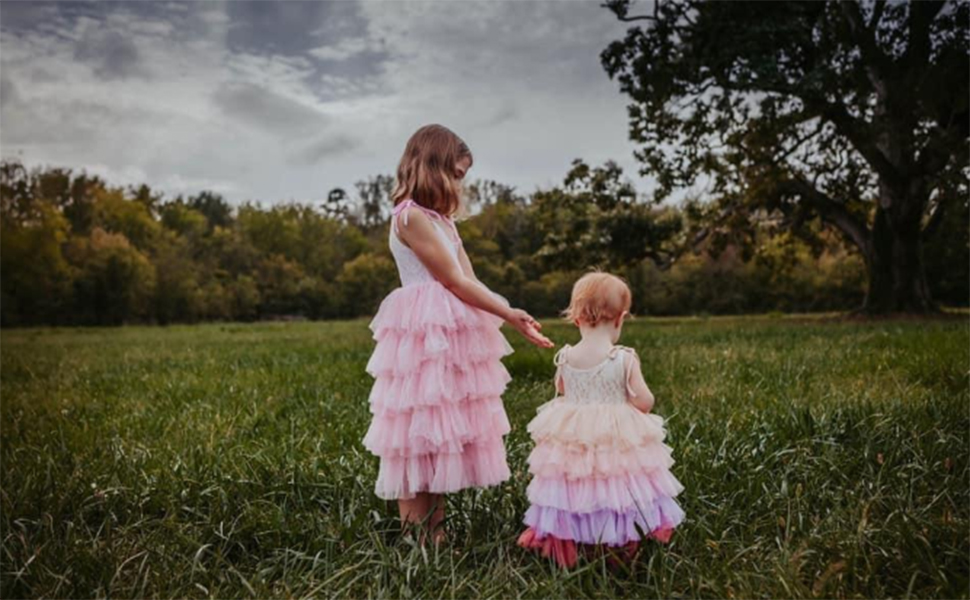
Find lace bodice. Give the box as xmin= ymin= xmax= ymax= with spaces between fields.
xmin=389 ymin=200 xmax=462 ymax=286
xmin=555 ymin=345 xmax=634 ymax=405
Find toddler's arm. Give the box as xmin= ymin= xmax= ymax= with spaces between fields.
xmin=623 ymin=349 xmax=655 ymax=413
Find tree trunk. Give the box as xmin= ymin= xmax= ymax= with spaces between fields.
xmin=861 ymin=206 xmax=937 ymax=314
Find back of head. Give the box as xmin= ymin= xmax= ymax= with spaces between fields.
xmin=563 ymin=272 xmax=632 ymax=326
xmin=392 ymin=124 xmax=472 ymax=217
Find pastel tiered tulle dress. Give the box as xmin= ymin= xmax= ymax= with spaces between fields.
xmin=363 ymin=200 xmax=514 ymax=500
xmin=518 ymin=345 xmax=685 ymax=567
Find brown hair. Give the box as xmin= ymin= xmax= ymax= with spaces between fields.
xmin=562 ymin=271 xmax=632 ymax=326
xmin=391 ymin=124 xmax=472 ymax=217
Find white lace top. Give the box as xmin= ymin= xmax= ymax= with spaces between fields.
xmin=554 ymin=345 xmax=637 ymax=406
xmin=389 ymin=199 xmax=462 ymax=287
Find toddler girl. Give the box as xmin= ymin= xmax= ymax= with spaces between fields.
xmin=518 ymin=272 xmax=684 ymax=567
xmin=363 ymin=124 xmax=553 ymax=543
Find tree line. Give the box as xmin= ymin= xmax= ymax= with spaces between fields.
xmin=2 ymin=158 xmax=965 ymax=327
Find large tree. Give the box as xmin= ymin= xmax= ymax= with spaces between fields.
xmin=601 ymin=0 xmax=968 ymax=313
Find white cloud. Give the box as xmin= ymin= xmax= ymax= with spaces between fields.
xmin=309 ymin=37 xmax=378 ymax=61
xmin=352 ymin=0 xmax=650 ymax=193
xmin=0 ymin=0 xmax=651 ymax=204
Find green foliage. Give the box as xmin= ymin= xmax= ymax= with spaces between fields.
xmin=0 ymin=158 xmax=963 ymax=327
xmin=923 ymin=192 xmax=970 ymax=307
xmin=600 ymin=0 xmax=970 ymax=313
xmin=92 ymin=187 xmax=161 ymax=250
xmin=255 ymin=254 xmax=310 ymax=317
xmin=335 ymin=253 xmax=398 ymax=317
xmin=0 ymin=200 xmax=75 ymax=326
xmin=229 ymin=275 xmax=261 ymax=321
xmin=187 ymin=190 xmax=233 ymax=230
xmin=159 ymin=201 xmax=208 ymax=240
xmin=354 ymin=174 xmax=396 ymax=230
xmin=532 ymin=160 xmax=679 ymax=270
xmin=1 ymin=318 xmax=966 ymax=598
xmin=152 ymin=232 xmax=205 ymax=324
xmin=66 ymin=228 xmax=156 ymax=325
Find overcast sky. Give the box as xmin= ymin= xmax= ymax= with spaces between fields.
xmin=0 ymin=1 xmax=652 ymax=204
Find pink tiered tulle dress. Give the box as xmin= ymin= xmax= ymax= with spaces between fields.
xmin=363 ymin=199 xmax=514 ymax=500
xmin=518 ymin=345 xmax=685 ymax=567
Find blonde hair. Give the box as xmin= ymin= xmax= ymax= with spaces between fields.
xmin=562 ymin=271 xmax=632 ymax=326
xmin=391 ymin=124 xmax=472 ymax=217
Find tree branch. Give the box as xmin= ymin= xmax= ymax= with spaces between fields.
xmin=740 ymin=76 xmax=899 ymax=184
xmin=907 ymin=1 xmax=947 ymax=66
xmin=782 ymin=176 xmax=871 ymax=255
xmin=916 ymin=117 xmax=970 ymax=177
xmin=774 ymin=118 xmax=826 ymax=163
xmin=612 ymin=13 xmax=656 ymax=22
xmin=870 ymin=0 xmax=887 ymax=29
xmin=601 ymin=0 xmax=659 ymax=22
xmin=922 ymin=198 xmax=947 ymax=239
xmin=602 ymin=0 xmax=694 ymax=29
xmin=839 ymin=1 xmax=891 ymax=96
xmin=817 ymin=101 xmax=901 ymax=185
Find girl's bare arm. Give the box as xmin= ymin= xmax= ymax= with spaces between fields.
xmin=398 ymin=209 xmax=552 ymax=348
xmin=457 ymin=244 xmax=480 ymax=282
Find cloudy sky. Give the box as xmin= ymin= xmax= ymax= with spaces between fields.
xmin=0 ymin=1 xmax=651 ymax=204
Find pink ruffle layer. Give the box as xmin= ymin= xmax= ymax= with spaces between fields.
xmin=363 ymin=395 xmax=511 ymax=456
xmin=375 ymin=439 xmax=511 ymax=500
xmin=527 ymin=400 xmax=667 ymax=449
xmin=367 ymin=327 xmax=513 ymax=376
xmin=367 ymin=360 xmax=511 ymax=414
xmin=527 ymin=470 xmax=684 ymax=513
xmin=528 ymin=440 xmax=676 ymax=480
xmin=365 ymin=281 xmax=513 ymax=500
xmin=369 ymin=281 xmax=505 ymax=333
xmin=522 ymin=396 xmax=685 ymax=546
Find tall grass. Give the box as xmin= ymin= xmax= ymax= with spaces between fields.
xmin=1 ymin=316 xmax=967 ymax=598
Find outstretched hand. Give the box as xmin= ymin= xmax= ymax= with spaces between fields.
xmin=507 ymin=308 xmax=554 ymax=348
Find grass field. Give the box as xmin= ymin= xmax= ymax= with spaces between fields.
xmin=1 ymin=316 xmax=968 ymax=599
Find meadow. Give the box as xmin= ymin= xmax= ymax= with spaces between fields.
xmin=1 ymin=316 xmax=967 ymax=599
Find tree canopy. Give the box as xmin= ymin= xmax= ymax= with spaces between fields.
xmin=601 ymin=0 xmax=969 ymax=313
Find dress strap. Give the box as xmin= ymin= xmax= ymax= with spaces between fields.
xmin=610 ymin=345 xmax=641 ymax=398
xmin=393 ymin=199 xmax=440 ymax=231
xmin=392 ymin=199 xmax=462 ymax=246
xmin=552 ymin=344 xmax=571 ymax=397
xmin=553 ymin=344 xmax=572 ymax=366
xmin=608 ymin=345 xmax=633 ymax=359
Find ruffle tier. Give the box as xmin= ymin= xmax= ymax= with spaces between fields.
xmin=522 ymin=400 xmax=684 ymax=548
xmin=528 ymin=439 xmax=676 ymax=480
xmin=367 ymin=326 xmax=513 ymax=376
xmin=365 ymin=281 xmax=514 ymax=500
xmin=369 ymin=281 xmax=505 ymax=334
xmin=523 ymin=497 xmax=685 ymax=546
xmin=527 ymin=400 xmax=667 ymax=450
xmin=375 ymin=438 xmax=511 ymax=500
xmin=363 ymin=395 xmax=511 ymax=457
xmin=367 ymin=360 xmax=511 ymax=414
xmin=527 ymin=470 xmax=684 ymax=513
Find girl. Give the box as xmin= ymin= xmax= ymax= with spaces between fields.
xmin=363 ymin=124 xmax=553 ymax=543
xmin=517 ymin=272 xmax=684 ymax=568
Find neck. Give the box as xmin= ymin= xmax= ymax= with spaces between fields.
xmin=578 ymin=323 xmax=615 ymax=346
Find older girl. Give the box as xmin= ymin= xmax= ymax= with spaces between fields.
xmin=363 ymin=124 xmax=553 ymax=543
